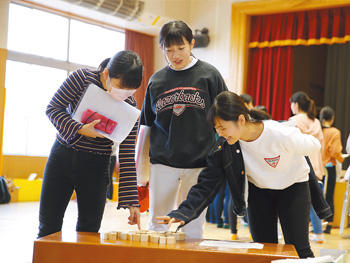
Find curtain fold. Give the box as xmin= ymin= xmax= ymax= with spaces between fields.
xmin=247 ymin=46 xmax=294 ymax=121
xmin=324 ymin=42 xmax=350 ymax=154
xmin=249 ymin=6 xmax=350 ymax=48
xmin=125 ymin=30 xmax=154 ymax=109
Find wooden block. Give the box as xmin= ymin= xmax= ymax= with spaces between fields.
xmin=150 ymin=235 xmax=160 ymax=244
xmin=131 ymin=233 xmax=141 ymax=242
xmin=140 ymin=234 xmax=149 ymax=242
xmin=107 ymin=232 xmax=117 ymax=241
xmin=166 ymin=236 xmax=176 ymax=244
xmin=175 ymin=232 xmax=185 ymax=241
xmin=159 ymin=236 xmax=166 ymax=244
xmin=120 ymin=232 xmax=128 ymax=240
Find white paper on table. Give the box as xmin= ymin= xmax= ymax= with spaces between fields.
xmin=199 ymin=240 xmax=264 ymax=249
xmin=72 ymin=84 xmax=140 ymax=144
xmin=271 ymin=255 xmax=333 ymax=263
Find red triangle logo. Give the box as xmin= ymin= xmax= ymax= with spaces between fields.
xmin=264 ymin=155 xmax=280 ymax=168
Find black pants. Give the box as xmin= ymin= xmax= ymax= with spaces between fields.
xmin=38 ymin=140 xmax=110 ymax=238
xmin=324 ymin=166 xmax=336 ymax=222
xmin=228 ymin=196 xmax=237 ymax=234
xmin=247 ymin=182 xmax=314 ymax=259
xmin=106 ymin=156 xmax=116 ymax=200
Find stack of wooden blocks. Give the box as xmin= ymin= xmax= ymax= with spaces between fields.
xmin=104 ymin=230 xmax=185 ymax=245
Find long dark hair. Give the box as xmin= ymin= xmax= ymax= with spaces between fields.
xmin=319 ymin=106 xmax=335 ymax=126
xmin=97 ymin=50 xmax=143 ymax=89
xmin=159 ymin=20 xmax=193 ymax=48
xmin=290 ymin=91 xmax=316 ymax=120
xmin=207 ymin=91 xmax=271 ymax=126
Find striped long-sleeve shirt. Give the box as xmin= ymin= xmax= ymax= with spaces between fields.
xmin=46 ymin=68 xmax=139 ymax=208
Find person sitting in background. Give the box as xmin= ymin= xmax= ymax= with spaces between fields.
xmin=320 ymin=106 xmax=344 ymax=234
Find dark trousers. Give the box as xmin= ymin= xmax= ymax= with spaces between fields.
xmin=247 ymin=182 xmax=314 ymax=259
xmin=228 ymin=196 xmax=237 ymax=234
xmin=214 ymin=183 xmax=230 ymax=225
xmin=324 ymin=166 xmax=336 ymax=222
xmin=38 ymin=140 xmax=110 ymax=238
xmin=106 ymin=156 xmax=116 ymax=200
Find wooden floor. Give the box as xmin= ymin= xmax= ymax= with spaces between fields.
xmin=1 ymin=200 xmax=349 ymax=263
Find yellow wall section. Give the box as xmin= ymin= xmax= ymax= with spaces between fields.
xmin=0 ymin=48 xmax=7 ymax=176
xmin=3 ymin=155 xmax=48 ymax=179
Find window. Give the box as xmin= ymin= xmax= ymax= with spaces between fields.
xmin=4 ymin=3 xmax=125 ymax=156
xmin=7 ymin=4 xmax=69 ymax=60
xmin=69 ymin=19 xmax=125 ymax=67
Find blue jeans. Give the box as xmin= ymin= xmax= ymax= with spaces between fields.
xmin=214 ymin=183 xmax=230 ymax=225
xmin=38 ymin=140 xmax=110 ymax=238
xmin=310 ymin=182 xmax=323 ymax=234
xmin=310 ymin=206 xmax=323 ymax=234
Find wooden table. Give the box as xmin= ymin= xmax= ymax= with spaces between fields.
xmin=33 ymin=232 xmax=299 ymax=263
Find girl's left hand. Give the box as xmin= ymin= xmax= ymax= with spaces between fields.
xmin=128 ymin=206 xmax=141 ymax=229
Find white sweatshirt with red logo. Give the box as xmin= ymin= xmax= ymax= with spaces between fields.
xmin=239 ymin=120 xmax=321 ymax=190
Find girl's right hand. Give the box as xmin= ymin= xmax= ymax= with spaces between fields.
xmin=77 ymin=119 xmax=104 ymax=138
xmin=156 ymin=216 xmax=185 ymax=227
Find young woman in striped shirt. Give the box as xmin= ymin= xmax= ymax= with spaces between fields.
xmin=38 ymin=50 xmax=143 ymax=238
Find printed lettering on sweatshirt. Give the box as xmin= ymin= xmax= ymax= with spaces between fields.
xmin=155 ymin=87 xmax=206 ymax=116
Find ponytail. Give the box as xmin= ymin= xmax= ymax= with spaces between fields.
xmin=248 ymin=108 xmax=271 ymax=121
xmin=307 ymin=99 xmax=316 ymax=120
xmin=290 ymin=91 xmax=316 ymax=120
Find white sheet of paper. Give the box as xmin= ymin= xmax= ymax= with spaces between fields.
xmin=72 ymin=84 xmax=140 ymax=144
xmin=199 ymin=240 xmax=264 ymax=249
xmin=271 ymin=255 xmax=333 ymax=263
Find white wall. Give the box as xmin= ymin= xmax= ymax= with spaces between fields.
xmin=189 ymin=0 xmax=233 ymax=82
xmin=151 ymin=0 xmax=243 ymax=91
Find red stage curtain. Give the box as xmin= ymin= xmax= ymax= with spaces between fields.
xmin=249 ymin=6 xmax=350 ymax=48
xmin=125 ymin=30 xmax=154 ymax=109
xmin=247 ymin=46 xmax=293 ymax=121
xmin=247 ymin=6 xmax=350 ymax=120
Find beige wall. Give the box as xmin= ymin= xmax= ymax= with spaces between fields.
xmin=189 ymin=0 xmax=233 ymax=87
xmin=150 ymin=0 xmax=241 ymax=91
xmin=0 ymin=0 xmax=9 ymax=49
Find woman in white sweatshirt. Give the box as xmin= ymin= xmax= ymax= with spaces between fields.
xmin=158 ymin=91 xmax=321 ymax=258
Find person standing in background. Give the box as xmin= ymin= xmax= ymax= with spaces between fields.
xmin=320 ymin=106 xmax=344 ymax=234
xmin=289 ymin=91 xmax=324 ymax=244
